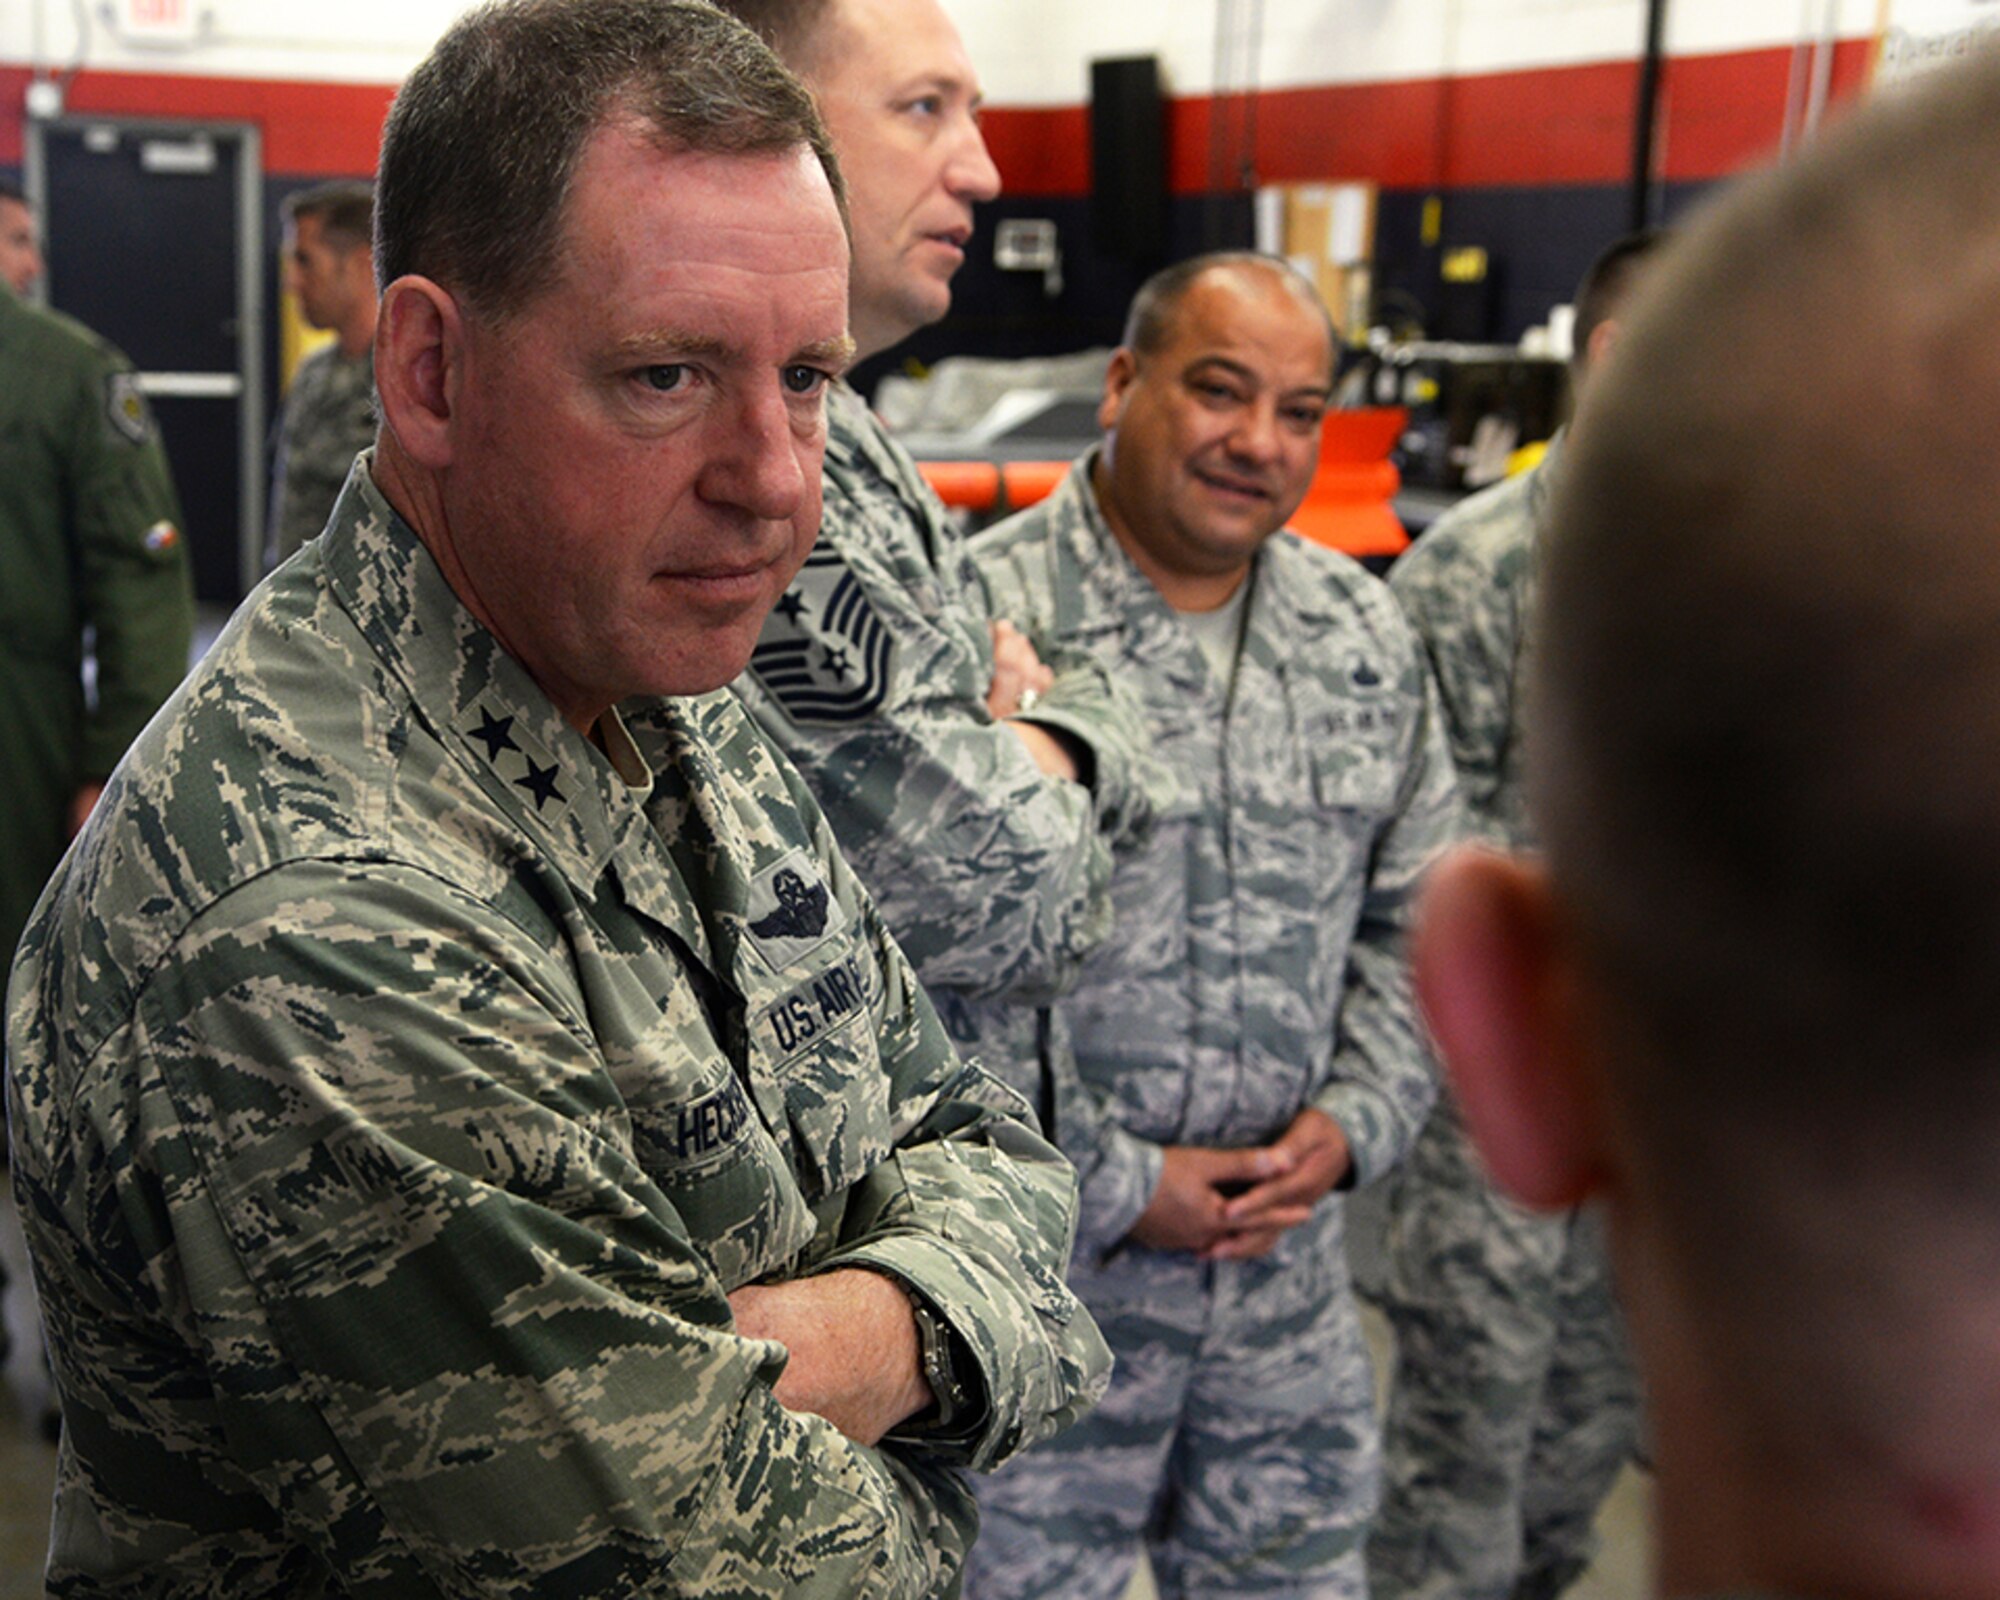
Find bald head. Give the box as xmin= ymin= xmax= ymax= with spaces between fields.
xmin=1122 ymin=250 xmax=1335 ymax=371
xmin=709 ymin=0 xmax=839 ymax=75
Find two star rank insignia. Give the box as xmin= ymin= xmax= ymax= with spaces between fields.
xmin=748 ymin=546 xmax=897 ymax=726
xmin=460 ymin=704 xmax=571 ymax=819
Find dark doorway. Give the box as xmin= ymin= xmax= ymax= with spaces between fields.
xmin=28 ymin=118 xmax=264 ymax=606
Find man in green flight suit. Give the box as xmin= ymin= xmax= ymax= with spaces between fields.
xmin=0 ymin=176 xmax=190 ymax=1394
xmin=0 ymin=175 xmax=193 ymax=971
xmin=4 ymin=3 xmax=1108 ymax=1594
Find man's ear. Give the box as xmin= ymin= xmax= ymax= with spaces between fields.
xmin=374 ymin=274 xmax=463 ymax=471
xmin=1584 ymin=314 xmax=1622 ymax=374
xmin=1097 ymin=347 xmax=1137 ymax=434
xmin=1414 ymin=846 xmax=1610 ymax=1210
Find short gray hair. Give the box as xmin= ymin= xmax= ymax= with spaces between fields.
xmin=376 ymin=0 xmax=846 ymax=320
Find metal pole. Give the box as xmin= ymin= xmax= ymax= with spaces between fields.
xmin=1630 ymin=0 xmax=1669 ymax=232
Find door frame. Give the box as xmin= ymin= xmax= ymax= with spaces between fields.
xmin=25 ymin=114 xmax=266 ymax=598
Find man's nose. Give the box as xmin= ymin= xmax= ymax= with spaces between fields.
xmin=1230 ymin=400 xmax=1284 ymax=465
xmin=946 ymin=115 xmax=1002 ymax=205
xmin=701 ymin=385 xmax=809 ymax=523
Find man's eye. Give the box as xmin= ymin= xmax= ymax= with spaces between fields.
xmin=642 ymin=365 xmax=688 ymax=392
xmin=783 ymin=366 xmax=831 ymax=396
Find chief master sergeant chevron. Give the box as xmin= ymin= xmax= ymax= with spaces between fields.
xmin=3 ymin=2 xmax=1110 ymax=1595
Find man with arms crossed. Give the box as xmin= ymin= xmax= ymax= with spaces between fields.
xmin=966 ymin=252 xmax=1460 ymax=1599
xmin=1416 ymin=50 xmax=2000 ymax=1600
xmin=266 ymin=181 xmax=379 ymax=571
xmin=719 ymin=0 xmax=1159 ymax=1115
xmin=5 ymin=3 xmax=1107 ymax=1593
xmin=1369 ymin=230 xmax=1668 ymax=1600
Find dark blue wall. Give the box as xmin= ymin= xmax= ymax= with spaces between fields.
xmin=858 ymin=177 xmax=1720 ymax=396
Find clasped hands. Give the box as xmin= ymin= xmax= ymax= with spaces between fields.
xmin=1128 ymin=1107 xmax=1352 ymax=1262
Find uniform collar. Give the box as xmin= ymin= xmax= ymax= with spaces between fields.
xmin=825 ymin=381 xmax=917 ymax=491
xmin=1526 ymin=426 xmax=1567 ymax=527
xmin=318 ymin=456 xmax=655 ymax=889
xmin=823 ymin=380 xmax=959 ymax=576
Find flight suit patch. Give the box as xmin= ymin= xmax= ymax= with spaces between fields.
xmin=105 ymin=372 xmax=153 ymax=446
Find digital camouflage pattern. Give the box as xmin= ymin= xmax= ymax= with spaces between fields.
xmin=736 ymin=384 xmax=1161 ymax=1111
xmin=1387 ymin=449 xmax=1552 ymax=854
xmin=1372 ymin=437 xmax=1642 ymax=1600
xmin=266 ymin=342 xmax=376 ymax=571
xmin=5 ymin=459 xmax=1111 ymax=1599
xmin=961 ymin=456 xmax=1461 ymax=1600
xmin=0 ymin=287 xmax=192 ymax=969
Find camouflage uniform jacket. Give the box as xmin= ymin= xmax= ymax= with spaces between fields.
xmin=1388 ymin=434 xmax=1563 ymax=851
xmin=736 ymin=386 xmax=1158 ymax=1078
xmin=972 ymin=456 xmax=1460 ymax=1262
xmin=5 ymin=462 xmax=1111 ymax=1598
xmin=266 ymin=341 xmax=375 ymax=570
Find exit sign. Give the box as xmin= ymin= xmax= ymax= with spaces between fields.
xmin=121 ymin=0 xmax=200 ymax=45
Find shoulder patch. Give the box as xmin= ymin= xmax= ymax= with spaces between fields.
xmin=748 ymin=546 xmax=897 ymax=726
xmin=743 ymin=850 xmax=847 ymax=971
xmin=105 ymin=371 xmax=153 ymax=446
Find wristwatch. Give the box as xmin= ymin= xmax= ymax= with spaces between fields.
xmin=907 ymin=1292 xmax=972 ymax=1431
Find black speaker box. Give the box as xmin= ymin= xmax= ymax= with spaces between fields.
xmin=1090 ymin=56 xmax=1169 ymax=267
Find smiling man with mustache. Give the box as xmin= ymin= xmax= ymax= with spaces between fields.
xmin=961 ymin=252 xmax=1463 ymax=1599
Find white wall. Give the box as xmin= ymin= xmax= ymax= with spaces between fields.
xmin=1 ymin=0 xmax=1889 ymax=98
xmin=5 ymin=0 xmax=458 ymax=84
xmin=955 ymin=0 xmax=1881 ymax=103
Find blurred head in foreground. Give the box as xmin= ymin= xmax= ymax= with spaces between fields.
xmin=1415 ymin=51 xmax=2000 ymax=1600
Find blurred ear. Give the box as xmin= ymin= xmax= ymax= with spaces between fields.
xmin=1584 ymin=314 xmax=1622 ymax=374
xmin=1097 ymin=347 xmax=1138 ymax=434
xmin=374 ymin=274 xmax=463 ymax=471
xmin=1415 ymin=847 xmax=1610 ymax=1209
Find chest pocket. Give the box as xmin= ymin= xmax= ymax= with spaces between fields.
xmin=612 ymin=976 xmax=812 ymax=1290
xmin=745 ymin=943 xmax=894 ymax=1203
xmin=1311 ymin=744 xmax=1399 ymax=815
xmin=1307 ymin=705 xmax=1406 ymax=887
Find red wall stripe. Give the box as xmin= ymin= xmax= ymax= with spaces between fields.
xmin=979 ymin=101 xmax=1089 ymax=198
xmin=3 ymin=39 xmax=1875 ymax=191
xmin=0 ymin=64 xmax=391 ymax=173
